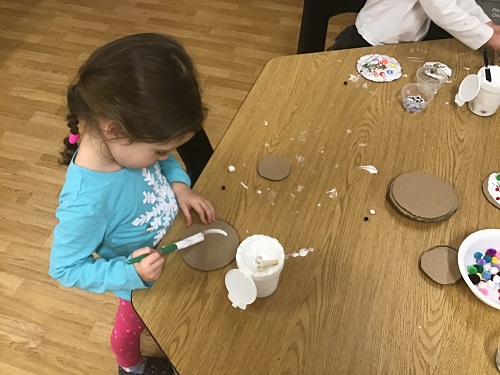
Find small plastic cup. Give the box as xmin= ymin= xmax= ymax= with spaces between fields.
xmin=416 ymin=66 xmax=447 ymax=94
xmin=401 ymin=83 xmax=435 ymax=113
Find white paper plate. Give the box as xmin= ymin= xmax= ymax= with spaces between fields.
xmin=356 ymin=54 xmax=402 ymax=82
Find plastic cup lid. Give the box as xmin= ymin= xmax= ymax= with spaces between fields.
xmin=455 ymin=74 xmax=480 ymax=106
xmin=225 ymin=269 xmax=257 ymax=310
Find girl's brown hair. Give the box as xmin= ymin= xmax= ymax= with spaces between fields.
xmin=59 ymin=33 xmax=206 ymax=165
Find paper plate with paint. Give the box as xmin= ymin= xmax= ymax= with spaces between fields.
xmin=482 ymin=172 xmax=500 ymax=210
xmin=356 ymin=54 xmax=402 ymax=82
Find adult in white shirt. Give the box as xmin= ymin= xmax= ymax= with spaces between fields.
xmin=328 ymin=0 xmax=500 ymax=51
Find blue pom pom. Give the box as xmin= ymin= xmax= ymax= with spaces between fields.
xmin=474 ymin=252 xmax=483 ymax=259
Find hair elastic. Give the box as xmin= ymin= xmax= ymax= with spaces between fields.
xmin=68 ymin=132 xmax=80 ymax=145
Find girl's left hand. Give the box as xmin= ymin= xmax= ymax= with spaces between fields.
xmin=171 ymin=182 xmax=216 ymax=226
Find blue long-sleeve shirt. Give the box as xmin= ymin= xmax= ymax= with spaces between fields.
xmin=49 ymin=154 xmax=190 ymax=301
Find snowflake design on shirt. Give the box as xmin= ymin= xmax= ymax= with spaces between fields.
xmin=131 ymin=163 xmax=178 ymax=246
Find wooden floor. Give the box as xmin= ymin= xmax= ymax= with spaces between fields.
xmin=0 ymin=1 xmax=354 ymax=374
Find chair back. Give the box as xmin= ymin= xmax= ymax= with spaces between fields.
xmin=297 ymin=0 xmax=367 ymax=54
xmin=176 ymin=129 xmax=213 ymax=187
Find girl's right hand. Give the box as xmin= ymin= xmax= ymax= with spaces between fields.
xmin=132 ymin=247 xmax=165 ymax=282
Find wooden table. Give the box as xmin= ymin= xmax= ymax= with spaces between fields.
xmin=133 ymin=39 xmax=500 ymax=374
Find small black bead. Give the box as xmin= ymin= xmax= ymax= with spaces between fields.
xmin=343 ymin=81 xmax=347 ymax=85
xmin=221 ymin=186 xmax=226 ymax=190
xmin=364 ymin=217 xmax=369 ymax=221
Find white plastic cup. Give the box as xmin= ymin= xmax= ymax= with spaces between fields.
xmin=236 ymin=235 xmax=285 ymax=298
xmin=416 ymin=66 xmax=447 ymax=94
xmin=468 ymin=66 xmax=500 ymax=117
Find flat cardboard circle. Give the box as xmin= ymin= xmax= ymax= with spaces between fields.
xmin=482 ymin=173 xmax=500 ymax=210
xmin=390 ymin=171 xmax=458 ymax=221
xmin=420 ymin=246 xmax=461 ymax=284
xmin=258 ymin=156 xmax=290 ymax=181
xmin=179 ymin=220 xmax=239 ymax=271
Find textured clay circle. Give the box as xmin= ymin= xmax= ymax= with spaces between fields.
xmin=420 ymin=245 xmax=461 ymax=284
xmin=258 ymin=156 xmax=290 ymax=181
xmin=178 ymin=220 xmax=239 ymax=271
xmin=390 ymin=171 xmax=458 ymax=220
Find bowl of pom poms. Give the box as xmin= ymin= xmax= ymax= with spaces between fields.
xmin=458 ymin=229 xmax=500 ymax=309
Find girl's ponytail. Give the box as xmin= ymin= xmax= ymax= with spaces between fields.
xmin=58 ymin=85 xmax=81 ymax=165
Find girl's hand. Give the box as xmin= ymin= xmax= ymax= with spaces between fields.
xmin=171 ymin=182 xmax=216 ymax=226
xmin=132 ymin=247 xmax=164 ymax=282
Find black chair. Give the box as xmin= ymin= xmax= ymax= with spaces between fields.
xmin=177 ymin=129 xmax=213 ymax=187
xmin=297 ymin=0 xmax=367 ymax=54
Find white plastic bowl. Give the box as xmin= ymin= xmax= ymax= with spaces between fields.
xmin=457 ymin=229 xmax=500 ymax=310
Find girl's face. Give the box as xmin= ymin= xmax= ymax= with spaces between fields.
xmin=105 ymin=132 xmax=194 ymax=169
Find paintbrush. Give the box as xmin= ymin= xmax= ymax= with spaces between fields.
xmin=483 ymin=48 xmax=492 ymax=82
xmin=127 ymin=228 xmax=227 ymax=264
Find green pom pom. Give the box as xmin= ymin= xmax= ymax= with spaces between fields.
xmin=467 ymin=265 xmax=478 ymax=274
xmin=475 ymin=265 xmax=484 ymax=273
xmin=496 ymin=174 xmax=500 ymax=181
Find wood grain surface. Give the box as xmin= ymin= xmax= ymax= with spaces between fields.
xmin=0 ymin=1 xmax=355 ymax=374
xmin=133 ymin=39 xmax=500 ymax=375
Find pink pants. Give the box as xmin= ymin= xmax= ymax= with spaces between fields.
xmin=110 ymin=298 xmax=146 ymax=368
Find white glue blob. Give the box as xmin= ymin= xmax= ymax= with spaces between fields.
xmin=228 ymin=165 xmax=236 ymax=172
xmin=359 ymin=165 xmax=378 ymax=174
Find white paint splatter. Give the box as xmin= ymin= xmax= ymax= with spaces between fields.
xmin=298 ymin=247 xmax=314 ymax=257
xmin=326 ymin=188 xmax=337 ymax=198
xmin=464 ymin=67 xmax=470 ymax=71
xmin=317 ymin=203 xmax=321 ymax=207
xmin=369 ymin=209 xmax=376 ymax=215
xmin=297 ymin=185 xmax=304 ymax=192
xmin=263 ymin=120 xmax=268 ymax=126
xmin=264 ymin=142 xmax=270 ymax=148
xmin=228 ymin=165 xmax=236 ymax=172
xmin=337 ymin=59 xmax=342 ymax=62
xmin=445 ymin=101 xmax=449 ymax=105
xmin=359 ymin=165 xmax=378 ymax=174
xmin=298 ymin=130 xmax=308 ymax=142
xmin=348 ymin=74 xmax=360 ymax=82
xmin=287 ymin=247 xmax=314 ymax=258
xmin=403 ymin=74 xmax=408 ymax=78
xmin=268 ymin=190 xmax=277 ymax=203
xmin=290 ymin=193 xmax=295 ymax=198
xmin=334 ymin=164 xmax=341 ymax=168
xmin=240 ymin=182 xmax=248 ymax=189
xmin=362 ymin=82 xmax=368 ymax=89
xmin=256 ymin=190 xmax=262 ymax=194
xmin=346 ymin=129 xmax=352 ymax=134
xmin=358 ymin=143 xmax=368 ymax=147
xmin=296 ymin=155 xmax=305 ymax=163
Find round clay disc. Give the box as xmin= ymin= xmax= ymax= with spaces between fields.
xmin=482 ymin=172 xmax=500 ymax=210
xmin=420 ymin=246 xmax=461 ymax=284
xmin=178 ymin=220 xmax=239 ymax=271
xmin=390 ymin=171 xmax=458 ymax=221
xmin=258 ymin=156 xmax=290 ymax=181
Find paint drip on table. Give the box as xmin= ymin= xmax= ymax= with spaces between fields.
xmin=287 ymin=247 xmax=314 ymax=258
xmin=356 ymin=54 xmax=402 ymax=82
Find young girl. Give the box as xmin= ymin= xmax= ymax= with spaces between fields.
xmin=49 ymin=33 xmax=215 ymax=375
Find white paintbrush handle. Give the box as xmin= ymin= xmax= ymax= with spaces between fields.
xmin=176 ymin=233 xmax=205 ymax=250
